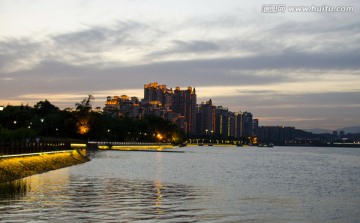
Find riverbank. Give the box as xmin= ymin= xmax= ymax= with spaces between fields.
xmin=0 ymin=149 xmax=89 ymax=183
xmin=98 ymin=144 xmax=175 ymax=151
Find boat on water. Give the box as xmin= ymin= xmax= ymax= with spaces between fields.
xmin=257 ymin=143 xmax=274 ymax=148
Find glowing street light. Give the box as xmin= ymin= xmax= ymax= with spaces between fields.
xmin=0 ymin=106 xmax=4 ymax=111
xmin=156 ymin=133 xmax=163 ymax=140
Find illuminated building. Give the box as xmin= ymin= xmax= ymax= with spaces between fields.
xmin=103 ymin=83 xmax=258 ymax=139
xmin=234 ymin=112 xmax=242 ymax=138
xmin=143 ymin=82 xmax=197 ymax=135
xmin=104 ymin=95 xmax=140 ymax=118
xmin=233 ymin=111 xmax=254 ymax=138
xmin=215 ymin=106 xmax=235 ymax=137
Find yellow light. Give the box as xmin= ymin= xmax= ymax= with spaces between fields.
xmin=77 ymin=118 xmax=90 ymax=134
xmin=78 ymin=126 xmax=88 ymax=134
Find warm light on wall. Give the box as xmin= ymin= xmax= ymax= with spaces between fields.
xmin=78 ymin=125 xmax=89 ymax=134
xmin=77 ymin=118 xmax=90 ymax=135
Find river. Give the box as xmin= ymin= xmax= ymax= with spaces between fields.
xmin=1 ymin=146 xmax=359 ymax=222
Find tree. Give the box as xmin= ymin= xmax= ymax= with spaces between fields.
xmin=75 ymin=95 xmax=95 ymax=114
xmin=34 ymin=100 xmax=59 ymax=116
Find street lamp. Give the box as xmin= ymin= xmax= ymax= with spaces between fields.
xmin=0 ymin=106 xmax=4 ymax=111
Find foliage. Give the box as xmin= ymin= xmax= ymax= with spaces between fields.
xmin=0 ymin=98 xmax=184 ymax=144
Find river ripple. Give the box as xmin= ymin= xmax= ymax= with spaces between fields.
xmin=1 ymin=146 xmax=359 ymax=222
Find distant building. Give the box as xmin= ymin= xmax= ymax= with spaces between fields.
xmin=258 ymin=126 xmax=295 ymax=143
xmin=241 ymin=111 xmax=253 ymax=137
xmin=252 ymin=119 xmax=259 ymax=137
xmin=143 ymin=82 xmax=197 ymax=134
xmin=104 ymin=82 xmax=260 ymax=140
xmin=215 ymin=106 xmax=235 ymax=137
xmin=197 ymin=99 xmax=216 ymax=135
xmin=104 ymin=95 xmax=141 ymax=118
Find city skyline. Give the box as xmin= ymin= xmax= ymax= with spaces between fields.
xmin=1 ymin=0 xmax=359 ymax=130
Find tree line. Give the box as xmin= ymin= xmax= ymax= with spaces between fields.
xmin=0 ymin=95 xmax=184 ymax=145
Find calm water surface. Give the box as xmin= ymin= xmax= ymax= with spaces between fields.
xmin=1 ymin=146 xmax=359 ymax=222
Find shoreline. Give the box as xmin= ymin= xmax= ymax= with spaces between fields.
xmin=0 ymin=149 xmax=89 ymax=183
xmin=99 ymin=145 xmax=175 ymax=150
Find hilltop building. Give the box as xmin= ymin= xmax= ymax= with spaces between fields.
xmin=104 ymin=95 xmax=140 ymax=118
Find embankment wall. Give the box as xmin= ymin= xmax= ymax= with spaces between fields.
xmin=0 ymin=149 xmax=89 ymax=183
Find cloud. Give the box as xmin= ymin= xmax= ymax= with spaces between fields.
xmin=1 ymin=1 xmax=360 ymax=129
xmin=210 ymin=91 xmax=360 ymax=129
xmin=149 ymin=40 xmax=220 ymax=57
xmin=0 ymin=38 xmax=45 ymax=73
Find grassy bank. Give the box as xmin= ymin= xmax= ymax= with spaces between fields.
xmin=0 ymin=149 xmax=89 ymax=183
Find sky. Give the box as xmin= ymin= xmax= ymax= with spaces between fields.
xmin=0 ymin=0 xmax=359 ymax=130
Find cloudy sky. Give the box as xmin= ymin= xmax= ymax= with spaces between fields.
xmin=0 ymin=0 xmax=359 ymax=130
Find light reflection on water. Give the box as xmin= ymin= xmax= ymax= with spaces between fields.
xmin=1 ymin=146 xmax=360 ymax=222
xmin=0 ymin=177 xmax=214 ymax=222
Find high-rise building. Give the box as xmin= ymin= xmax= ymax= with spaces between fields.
xmin=234 ymin=112 xmax=242 ymax=138
xmin=252 ymin=119 xmax=259 ymax=137
xmin=197 ymin=99 xmax=216 ymax=135
xmin=172 ymin=86 xmax=197 ymax=134
xmin=143 ymin=82 xmax=197 ymax=135
xmin=242 ymin=111 xmax=253 ymax=137
xmin=233 ymin=111 xmax=253 ymax=138
xmin=215 ymin=106 xmax=235 ymax=137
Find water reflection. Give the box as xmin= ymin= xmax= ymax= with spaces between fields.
xmin=2 ymin=147 xmax=357 ymax=222
xmin=67 ymin=178 xmax=209 ymax=222
xmin=0 ymin=179 xmax=30 ymax=201
xmin=0 ymin=174 xmax=212 ymax=222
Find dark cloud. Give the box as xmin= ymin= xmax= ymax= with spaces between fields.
xmin=53 ymin=20 xmax=145 ymax=51
xmin=3 ymin=47 xmax=359 ymax=99
xmin=210 ymin=91 xmax=360 ymax=129
xmin=149 ymin=40 xmax=220 ymax=56
xmin=1 ymin=9 xmax=359 ymax=129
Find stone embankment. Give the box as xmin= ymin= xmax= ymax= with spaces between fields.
xmin=0 ymin=149 xmax=89 ymax=183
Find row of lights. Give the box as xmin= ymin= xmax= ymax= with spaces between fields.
xmin=11 ymin=118 xmax=59 ymax=131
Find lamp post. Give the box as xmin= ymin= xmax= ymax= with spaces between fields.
xmin=0 ymin=106 xmax=4 ymax=111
